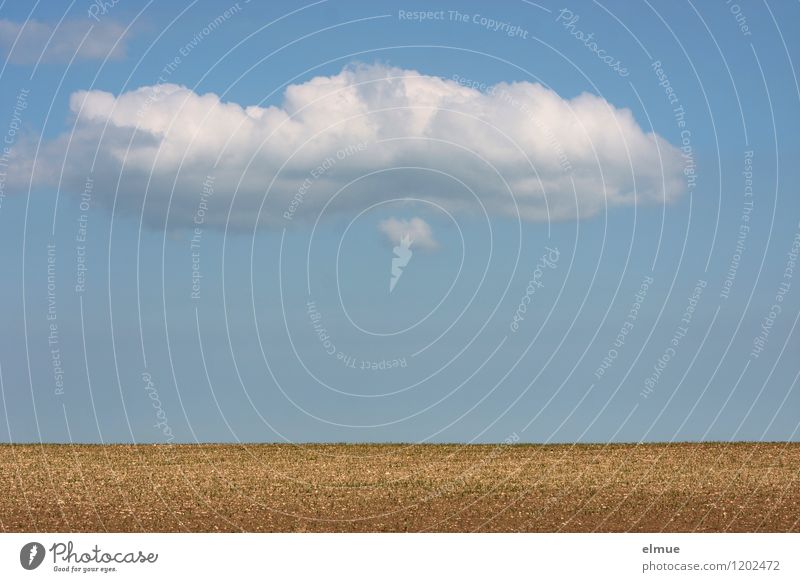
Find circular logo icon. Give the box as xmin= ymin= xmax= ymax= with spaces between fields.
xmin=20 ymin=542 xmax=45 ymax=570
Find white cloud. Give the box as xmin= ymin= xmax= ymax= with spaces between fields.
xmin=379 ymin=217 xmax=438 ymax=250
xmin=9 ymin=63 xmax=686 ymax=229
xmin=0 ymin=18 xmax=129 ymax=64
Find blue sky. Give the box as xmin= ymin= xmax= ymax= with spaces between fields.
xmin=0 ymin=0 xmax=798 ymax=443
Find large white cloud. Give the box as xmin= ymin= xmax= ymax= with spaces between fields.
xmin=10 ymin=63 xmax=686 ymax=229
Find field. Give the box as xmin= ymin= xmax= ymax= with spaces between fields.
xmin=1 ymin=443 xmax=798 ymax=532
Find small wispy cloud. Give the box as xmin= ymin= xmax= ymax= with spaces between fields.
xmin=379 ymin=217 xmax=439 ymax=251
xmin=0 ymin=18 xmax=130 ymax=65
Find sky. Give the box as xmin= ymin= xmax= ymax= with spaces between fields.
xmin=0 ymin=0 xmax=798 ymax=444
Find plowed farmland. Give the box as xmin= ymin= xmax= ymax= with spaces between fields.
xmin=1 ymin=443 xmax=798 ymax=532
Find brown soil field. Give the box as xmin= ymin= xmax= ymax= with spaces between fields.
xmin=1 ymin=443 xmax=798 ymax=532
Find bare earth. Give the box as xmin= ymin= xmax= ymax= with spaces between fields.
xmin=1 ymin=443 xmax=798 ymax=532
